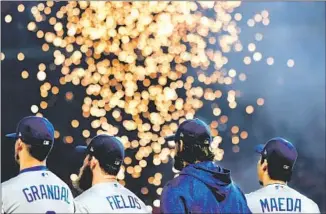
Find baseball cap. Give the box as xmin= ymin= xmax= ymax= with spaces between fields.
xmin=165 ymin=118 xmax=212 ymax=146
xmin=255 ymin=137 xmax=298 ymax=171
xmin=75 ymin=134 xmax=125 ymax=173
xmin=6 ymin=116 xmax=54 ymax=146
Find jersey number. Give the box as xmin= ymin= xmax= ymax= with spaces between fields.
xmin=46 ymin=211 xmax=56 ymax=214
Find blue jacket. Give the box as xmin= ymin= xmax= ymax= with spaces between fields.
xmin=160 ymin=161 xmax=251 ymax=213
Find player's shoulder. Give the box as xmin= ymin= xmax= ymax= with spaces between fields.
xmin=165 ymin=173 xmax=193 ymax=188
xmin=75 ymin=186 xmax=98 ymax=204
xmin=286 ymin=186 xmax=320 ymax=211
xmin=1 ymin=175 xmax=21 ymax=190
xmin=304 ymin=197 xmax=319 ymax=208
xmin=245 ymin=187 xmax=266 ymax=199
xmin=121 ymin=185 xmax=147 ymax=205
xmin=2 ymin=177 xmax=15 ymax=187
xmin=161 ymin=177 xmax=186 ymax=197
xmin=46 ymin=171 xmax=71 ymax=187
xmin=289 ymin=187 xmax=318 ymax=204
xmin=162 ymin=179 xmax=175 ymax=192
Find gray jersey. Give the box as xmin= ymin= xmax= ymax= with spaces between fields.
xmin=246 ymin=184 xmax=320 ymax=213
xmin=75 ymin=182 xmax=150 ymax=213
xmin=2 ymin=166 xmax=75 ymax=213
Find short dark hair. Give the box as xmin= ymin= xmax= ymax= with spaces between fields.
xmin=183 ymin=143 xmax=215 ymax=163
xmin=87 ymin=154 xmax=121 ymax=176
xmin=100 ymin=163 xmax=120 ymax=176
xmin=196 ymin=144 xmax=215 ymax=162
xmin=26 ymin=144 xmax=52 ymax=162
xmin=261 ymin=152 xmax=293 ymax=182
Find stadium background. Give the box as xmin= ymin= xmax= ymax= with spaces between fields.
xmin=1 ymin=1 xmax=325 ymax=213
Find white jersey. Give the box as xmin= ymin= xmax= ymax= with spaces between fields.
xmin=246 ymin=184 xmax=320 ymax=213
xmin=75 ymin=182 xmax=150 ymax=213
xmin=2 ymin=166 xmax=75 ymax=213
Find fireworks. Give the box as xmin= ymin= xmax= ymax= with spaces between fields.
xmin=33 ymin=0 xmax=240 ymax=195
xmin=0 ymin=52 xmax=5 ymax=61
xmin=17 ymin=52 xmax=25 ymax=61
xmin=4 ymin=1 xmax=295 ymax=207
xmin=5 ymin=15 xmax=12 ymax=23
xmin=287 ymin=59 xmax=295 ymax=68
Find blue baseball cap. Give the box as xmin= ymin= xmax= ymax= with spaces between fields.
xmin=75 ymin=134 xmax=125 ymax=173
xmin=255 ymin=137 xmax=298 ymax=171
xmin=6 ymin=116 xmax=55 ymax=146
xmin=165 ymin=118 xmax=212 ymax=146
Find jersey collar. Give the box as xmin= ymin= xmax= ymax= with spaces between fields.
xmin=266 ymin=183 xmax=287 ymax=187
xmin=19 ymin=165 xmax=48 ymax=174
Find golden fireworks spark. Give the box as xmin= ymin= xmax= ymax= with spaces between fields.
xmin=20 ymin=1 xmax=278 ymax=205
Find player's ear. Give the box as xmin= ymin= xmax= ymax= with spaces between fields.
xmin=89 ymin=156 xmax=99 ymax=169
xmin=263 ymin=165 xmax=267 ymax=171
xmin=179 ymin=140 xmax=184 ymax=152
xmin=262 ymin=160 xmax=268 ymax=171
xmin=82 ymin=155 xmax=90 ymax=165
xmin=16 ymin=139 xmax=24 ymax=151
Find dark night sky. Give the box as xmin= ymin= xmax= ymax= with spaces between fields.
xmin=1 ymin=1 xmax=325 ymax=211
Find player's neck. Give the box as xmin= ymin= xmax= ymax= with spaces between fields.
xmin=263 ymin=179 xmax=286 ymax=187
xmin=92 ymin=174 xmax=117 ymax=186
xmin=19 ymin=158 xmax=46 ymax=172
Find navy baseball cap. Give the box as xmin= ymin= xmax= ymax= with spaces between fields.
xmin=165 ymin=118 xmax=212 ymax=146
xmin=255 ymin=137 xmax=298 ymax=171
xmin=75 ymin=134 xmax=125 ymax=173
xmin=6 ymin=116 xmax=55 ymax=146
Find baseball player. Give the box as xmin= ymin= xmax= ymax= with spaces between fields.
xmin=161 ymin=118 xmax=251 ymax=213
xmin=246 ymin=137 xmax=320 ymax=213
xmin=72 ymin=134 xmax=150 ymax=213
xmin=1 ymin=116 xmax=75 ymax=213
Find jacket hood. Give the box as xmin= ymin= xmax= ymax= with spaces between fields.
xmin=179 ymin=161 xmax=232 ymax=201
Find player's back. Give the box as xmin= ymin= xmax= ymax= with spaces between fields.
xmin=2 ymin=166 xmax=75 ymax=213
xmin=75 ymin=182 xmax=150 ymax=213
xmin=246 ymin=184 xmax=320 ymax=213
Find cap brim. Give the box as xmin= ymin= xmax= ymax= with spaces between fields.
xmin=69 ymin=145 xmax=88 ymax=169
xmin=74 ymin=146 xmax=88 ymax=155
xmin=164 ymin=135 xmax=175 ymax=141
xmin=255 ymin=144 xmax=264 ymax=153
xmin=6 ymin=133 xmax=17 ymax=138
xmin=74 ymin=145 xmax=89 ymax=162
